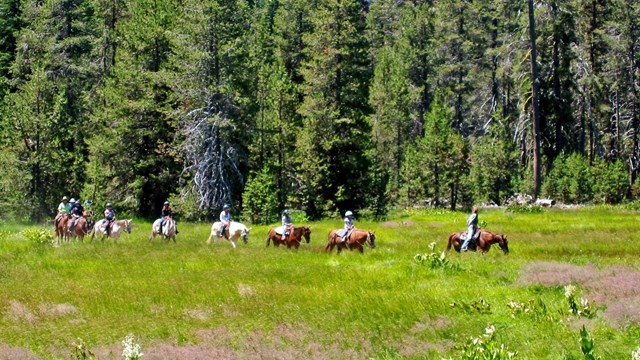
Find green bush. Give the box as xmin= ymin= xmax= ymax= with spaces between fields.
xmin=242 ymin=166 xmax=279 ymax=224
xmin=543 ymin=153 xmax=593 ymax=203
xmin=592 ymin=160 xmax=628 ymax=204
xmin=21 ymin=227 xmax=54 ymax=246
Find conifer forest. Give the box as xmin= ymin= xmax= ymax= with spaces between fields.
xmin=1 ymin=0 xmax=639 ymax=221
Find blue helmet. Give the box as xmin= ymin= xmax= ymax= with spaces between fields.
xmin=223 ymin=204 xmax=230 ymax=209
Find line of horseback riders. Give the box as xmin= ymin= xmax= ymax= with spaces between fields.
xmin=55 ymin=196 xmax=116 ymax=236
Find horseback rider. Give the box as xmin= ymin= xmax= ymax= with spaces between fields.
xmin=219 ymin=204 xmax=231 ymax=239
xmin=55 ymin=196 xmax=72 ymax=226
xmin=461 ymin=206 xmax=479 ymax=252
xmin=68 ymin=198 xmax=84 ymax=231
xmin=341 ymin=211 xmax=355 ymax=244
xmin=159 ymin=201 xmax=178 ymax=234
xmin=281 ymin=209 xmax=293 ymax=241
xmin=103 ymin=203 xmax=116 ymax=235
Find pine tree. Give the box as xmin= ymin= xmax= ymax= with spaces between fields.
xmin=297 ymin=0 xmax=372 ymax=217
xmin=85 ymin=0 xmax=181 ymax=215
xmin=2 ymin=0 xmax=100 ymax=219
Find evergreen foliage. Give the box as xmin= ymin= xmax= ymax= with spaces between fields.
xmin=0 ymin=0 xmax=639 ymax=220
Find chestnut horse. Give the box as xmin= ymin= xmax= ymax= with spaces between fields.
xmin=325 ymin=229 xmax=376 ymax=253
xmin=55 ymin=214 xmax=68 ymax=245
xmin=66 ymin=217 xmax=89 ymax=242
xmin=446 ymin=229 xmax=509 ymax=254
xmin=266 ymin=226 xmax=311 ymax=249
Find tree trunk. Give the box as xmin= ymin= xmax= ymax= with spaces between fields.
xmin=528 ymin=0 xmax=541 ymax=198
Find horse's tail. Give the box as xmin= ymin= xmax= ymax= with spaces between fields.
xmin=266 ymin=230 xmax=272 ymax=247
xmin=446 ymin=233 xmax=455 ymax=253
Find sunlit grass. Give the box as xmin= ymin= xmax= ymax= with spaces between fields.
xmin=0 ymin=206 xmax=639 ymax=358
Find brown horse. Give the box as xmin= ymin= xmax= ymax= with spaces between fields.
xmin=266 ymin=226 xmax=312 ymax=249
xmin=66 ymin=216 xmax=89 ymax=242
xmin=325 ymin=229 xmax=376 ymax=253
xmin=446 ymin=229 xmax=509 ymax=254
xmin=55 ymin=214 xmax=68 ymax=244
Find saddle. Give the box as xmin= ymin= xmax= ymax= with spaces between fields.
xmin=461 ymin=228 xmax=482 ymax=242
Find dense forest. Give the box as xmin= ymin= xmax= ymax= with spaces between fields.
xmin=0 ymin=0 xmax=638 ymax=222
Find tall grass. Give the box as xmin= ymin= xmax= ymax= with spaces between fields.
xmin=0 ymin=207 xmax=639 ymax=358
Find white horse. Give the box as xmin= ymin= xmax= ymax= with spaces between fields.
xmin=90 ymin=219 xmax=132 ymax=241
xmin=150 ymin=217 xmax=176 ymax=242
xmin=207 ymin=221 xmax=251 ymax=248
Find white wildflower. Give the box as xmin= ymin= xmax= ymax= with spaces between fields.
xmin=564 ymin=284 xmax=576 ymax=298
xmin=580 ymin=298 xmax=590 ymax=308
xmin=632 ymin=347 xmax=640 ymax=360
xmin=122 ymin=334 xmax=143 ymax=360
xmin=484 ymin=325 xmax=495 ymax=337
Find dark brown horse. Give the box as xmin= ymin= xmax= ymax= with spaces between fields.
xmin=446 ymin=229 xmax=509 ymax=254
xmin=66 ymin=216 xmax=89 ymax=242
xmin=55 ymin=214 xmax=68 ymax=245
xmin=266 ymin=226 xmax=311 ymax=249
xmin=325 ymin=229 xmax=376 ymax=253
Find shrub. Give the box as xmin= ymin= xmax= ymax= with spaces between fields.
xmin=564 ymin=285 xmax=597 ymax=319
xmin=543 ymin=153 xmax=593 ymax=203
xmin=414 ymin=242 xmax=460 ymax=271
xmin=450 ymin=298 xmax=492 ymax=314
xmin=242 ymin=166 xmax=279 ymax=224
xmin=592 ymin=160 xmax=628 ymax=204
xmin=21 ymin=227 xmax=54 ymax=246
xmin=506 ymin=204 xmax=545 ymax=214
xmin=447 ymin=325 xmax=518 ymax=359
xmin=70 ymin=338 xmax=95 ymax=360
xmin=506 ymin=298 xmax=550 ymax=320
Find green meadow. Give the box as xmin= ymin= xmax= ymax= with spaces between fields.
xmin=1 ymin=207 xmax=639 ymax=359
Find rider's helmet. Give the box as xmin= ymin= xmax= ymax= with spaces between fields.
xmin=62 ymin=196 xmax=68 ymax=201
xmin=69 ymin=198 xmax=76 ymax=204
xmin=106 ymin=203 xmax=112 ymax=208
xmin=223 ymin=204 xmax=230 ymax=210
xmin=75 ymin=199 xmax=80 ymax=205
xmin=345 ymin=210 xmax=353 ymax=217
xmin=283 ymin=209 xmax=290 ymax=214
xmin=164 ymin=201 xmax=170 ymax=206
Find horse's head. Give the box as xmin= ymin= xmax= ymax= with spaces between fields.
xmin=302 ymin=226 xmax=311 ymax=243
xmin=241 ymin=226 xmax=251 ymax=244
xmin=499 ymin=234 xmax=509 ymax=254
xmin=367 ymin=232 xmax=376 ymax=248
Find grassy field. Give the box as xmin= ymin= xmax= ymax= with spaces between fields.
xmin=1 ymin=207 xmax=639 ymax=359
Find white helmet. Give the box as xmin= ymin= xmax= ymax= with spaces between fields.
xmin=345 ymin=211 xmax=353 ymax=217
xmin=69 ymin=198 xmax=76 ymax=203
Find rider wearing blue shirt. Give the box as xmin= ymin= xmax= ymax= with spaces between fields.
xmin=103 ymin=203 xmax=116 ymax=235
xmin=281 ymin=209 xmax=292 ymax=240
xmin=69 ymin=199 xmax=84 ymax=231
xmin=341 ymin=211 xmax=354 ymax=243
xmin=461 ymin=206 xmax=478 ymax=251
xmin=219 ymin=204 xmax=231 ymax=239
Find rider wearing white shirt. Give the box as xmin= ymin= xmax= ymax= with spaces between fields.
xmin=219 ymin=204 xmax=231 ymax=239
xmin=341 ymin=211 xmax=354 ymax=243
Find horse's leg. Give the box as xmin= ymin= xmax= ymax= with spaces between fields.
xmin=230 ymin=238 xmax=237 ymax=249
xmin=266 ymin=235 xmax=271 ymax=247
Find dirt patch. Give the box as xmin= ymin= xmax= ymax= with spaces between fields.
xmin=381 ymin=220 xmax=416 ymax=228
xmin=0 ymin=343 xmax=39 ymax=360
xmin=38 ymin=303 xmax=79 ymax=318
xmin=237 ymin=283 xmax=255 ymax=298
xmin=411 ymin=315 xmax=451 ymax=333
xmin=184 ymin=308 xmax=212 ymax=322
xmin=6 ymin=300 xmax=37 ymax=325
xmin=520 ymin=262 xmax=640 ymax=324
